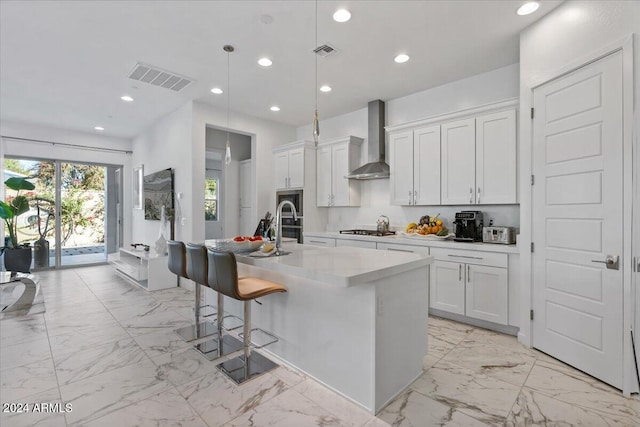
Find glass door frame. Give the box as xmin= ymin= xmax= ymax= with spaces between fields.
xmin=4 ymin=155 xmax=123 ymax=270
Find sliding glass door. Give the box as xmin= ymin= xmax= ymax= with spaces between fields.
xmin=4 ymin=157 xmax=121 ymax=269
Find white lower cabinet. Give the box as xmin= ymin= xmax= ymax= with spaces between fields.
xmin=429 ymin=248 xmax=508 ymax=325
xmin=305 ymin=237 xmax=336 ymax=247
xmin=429 ymin=260 xmax=466 ymax=315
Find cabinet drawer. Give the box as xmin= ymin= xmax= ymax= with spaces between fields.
xmin=305 ymin=237 xmax=336 ymax=247
xmin=336 ymin=239 xmax=377 ymax=249
xmin=430 ymin=247 xmax=507 ymax=268
xmin=112 ymin=259 xmax=147 ymax=281
xmin=376 ymin=243 xmax=429 ymax=254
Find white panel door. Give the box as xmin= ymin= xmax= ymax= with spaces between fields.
xmin=429 ymin=260 xmax=465 ymax=315
xmin=288 ymin=147 xmax=305 ymax=188
xmin=532 ymin=51 xmax=623 ymax=388
xmin=465 ymin=265 xmax=508 ymax=324
xmin=239 ymin=160 xmax=251 ymax=208
xmin=331 ymin=143 xmax=350 ymax=206
xmin=413 ymin=125 xmax=441 ymax=205
xmin=274 ymin=152 xmax=289 ymax=190
xmin=389 ymin=130 xmax=414 ymax=205
xmin=316 ymin=146 xmax=332 ymax=207
xmin=441 ymin=118 xmax=475 ymax=205
xmin=476 ymin=109 xmax=517 ymax=204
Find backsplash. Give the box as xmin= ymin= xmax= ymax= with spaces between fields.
xmin=324 ymin=179 xmax=520 ymax=232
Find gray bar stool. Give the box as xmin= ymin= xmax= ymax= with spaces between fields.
xmin=170 ymin=241 xmax=216 ymax=342
xmin=208 ymin=249 xmax=286 ymax=384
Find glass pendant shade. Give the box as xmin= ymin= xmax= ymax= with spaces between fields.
xmin=312 ymin=110 xmax=319 ymax=144
xmin=224 ymin=139 xmax=232 ymax=165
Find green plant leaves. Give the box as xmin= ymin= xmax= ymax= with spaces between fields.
xmin=0 ymin=201 xmax=15 ymax=219
xmin=11 ymin=196 xmax=30 ymax=216
xmin=5 ymin=177 xmax=35 ymax=191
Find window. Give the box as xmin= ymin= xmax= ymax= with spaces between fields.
xmin=205 ymin=178 xmax=218 ymax=221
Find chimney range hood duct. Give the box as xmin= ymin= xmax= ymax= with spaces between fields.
xmin=346 ymin=100 xmax=390 ymax=180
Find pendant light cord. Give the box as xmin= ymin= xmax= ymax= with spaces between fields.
xmin=314 ymin=0 xmax=318 ymax=113
xmin=226 ymin=48 xmax=230 ymax=143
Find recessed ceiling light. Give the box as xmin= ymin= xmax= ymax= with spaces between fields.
xmin=333 ymin=9 xmax=351 ymax=23
xmin=258 ymin=57 xmax=273 ymax=67
xmin=320 ymin=85 xmax=332 ymax=92
xmin=94 ymin=126 xmax=104 ymax=131
xmin=516 ymin=1 xmax=540 ymax=15
xmin=270 ymin=106 xmax=281 ymax=112
xmin=211 ymin=87 xmax=223 ymax=94
xmin=394 ymin=54 xmax=410 ymax=63
xmin=120 ymin=95 xmax=134 ymax=102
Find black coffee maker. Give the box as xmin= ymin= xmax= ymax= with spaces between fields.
xmin=453 ymin=211 xmax=483 ymax=242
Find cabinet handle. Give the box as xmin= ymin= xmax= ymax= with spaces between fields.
xmin=477 ymin=187 xmax=481 ymax=204
xmin=331 ymin=194 xmax=335 ymax=206
xmin=408 ymin=190 xmax=412 ymax=205
xmin=467 ymin=264 xmax=470 ymax=283
xmin=459 ymin=264 xmax=462 ymax=281
xmin=309 ymin=240 xmax=326 ymax=245
xmin=387 ymin=248 xmax=413 ymax=253
xmin=414 ymin=190 xmax=418 ymax=205
xmin=447 ymin=254 xmax=483 ymax=260
xmin=328 ymin=194 xmax=331 ymax=206
xmin=469 ymin=187 xmax=473 ymax=204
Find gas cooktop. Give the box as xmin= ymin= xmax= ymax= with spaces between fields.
xmin=339 ymin=229 xmax=396 ymax=237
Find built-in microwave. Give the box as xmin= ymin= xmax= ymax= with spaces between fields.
xmin=276 ymin=190 xmax=303 ymax=243
xmin=276 ymin=190 xmax=303 ymax=217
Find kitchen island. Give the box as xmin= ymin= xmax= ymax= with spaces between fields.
xmin=203 ymin=241 xmax=432 ymax=414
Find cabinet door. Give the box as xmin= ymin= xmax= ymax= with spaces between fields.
xmin=288 ymin=147 xmax=305 ymax=188
xmin=465 ymin=264 xmax=508 ymax=324
xmin=389 ymin=130 xmax=414 ymax=205
xmin=331 ymin=143 xmax=351 ymax=206
xmin=316 ymin=146 xmax=332 ymax=207
xmin=274 ymin=152 xmax=290 ymax=190
xmin=476 ymin=109 xmax=517 ymax=204
xmin=429 ymin=260 xmax=465 ymax=315
xmin=239 ymin=160 xmax=251 ymax=208
xmin=240 ymin=207 xmax=253 ymax=235
xmin=441 ymin=118 xmax=476 ymax=205
xmin=413 ymin=125 xmax=441 ymax=205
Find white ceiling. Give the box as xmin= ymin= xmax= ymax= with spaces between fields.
xmin=0 ymin=0 xmax=562 ymax=139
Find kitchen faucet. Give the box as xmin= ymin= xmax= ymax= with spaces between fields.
xmin=275 ymin=200 xmax=297 ymax=254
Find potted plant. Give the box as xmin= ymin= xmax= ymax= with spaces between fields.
xmin=0 ymin=177 xmax=36 ymax=272
xmin=32 ymin=197 xmax=55 ymax=268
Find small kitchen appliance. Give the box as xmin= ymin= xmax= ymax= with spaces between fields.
xmin=482 ymin=226 xmax=516 ymax=244
xmin=453 ymin=211 xmax=483 ymax=242
xmin=376 ymin=215 xmax=390 ymax=234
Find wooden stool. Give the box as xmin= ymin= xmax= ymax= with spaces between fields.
xmin=208 ymin=250 xmax=286 ymax=384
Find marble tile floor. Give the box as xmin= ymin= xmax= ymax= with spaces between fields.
xmin=0 ymin=265 xmax=637 ymax=426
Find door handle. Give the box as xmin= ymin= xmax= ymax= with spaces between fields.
xmin=476 ymin=187 xmax=480 ymax=204
xmin=591 ymin=255 xmax=619 ymax=270
xmin=469 ymin=187 xmax=473 ymax=204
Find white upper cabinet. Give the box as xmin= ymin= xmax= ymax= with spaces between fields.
xmin=441 ymin=118 xmax=476 ymax=205
xmin=273 ymin=143 xmax=309 ymax=190
xmin=316 ymin=136 xmax=363 ymax=207
xmin=413 ymin=125 xmax=441 ymax=205
xmin=389 ymin=125 xmax=441 ymax=206
xmin=389 ymin=130 xmax=414 ymax=205
xmin=475 ymin=109 xmax=517 ymax=204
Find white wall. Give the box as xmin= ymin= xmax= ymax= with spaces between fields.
xmin=131 ymin=102 xmax=193 ymax=245
xmin=0 ymin=119 xmax=133 ymax=244
xmin=296 ymin=63 xmax=520 ymax=232
xmin=192 ymin=101 xmax=296 ymax=242
xmin=518 ymin=0 xmax=640 ymax=393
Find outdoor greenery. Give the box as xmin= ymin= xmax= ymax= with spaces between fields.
xmin=205 ymin=178 xmax=218 ymax=221
xmin=4 ymin=160 xmax=106 ymax=246
xmin=0 ymin=177 xmax=36 ymax=247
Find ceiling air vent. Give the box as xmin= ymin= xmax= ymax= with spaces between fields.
xmin=127 ymin=62 xmax=194 ymax=92
xmin=313 ymin=44 xmax=337 ymax=57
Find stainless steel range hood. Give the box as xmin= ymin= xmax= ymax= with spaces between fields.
xmin=346 ymin=100 xmax=390 ymax=180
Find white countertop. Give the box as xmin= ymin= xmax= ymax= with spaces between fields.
xmin=304 ymin=231 xmax=520 ymax=254
xmin=206 ymin=242 xmax=432 ymax=287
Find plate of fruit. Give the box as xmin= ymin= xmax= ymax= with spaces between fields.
xmin=402 ymin=214 xmax=455 ymax=239
xmin=229 ymin=235 xmax=265 ymax=252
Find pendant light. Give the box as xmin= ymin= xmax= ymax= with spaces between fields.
xmin=312 ymin=0 xmax=320 ymax=145
xmin=224 ymin=44 xmax=234 ymax=165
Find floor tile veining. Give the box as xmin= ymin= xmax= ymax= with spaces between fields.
xmin=0 ymin=265 xmax=637 ymax=426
